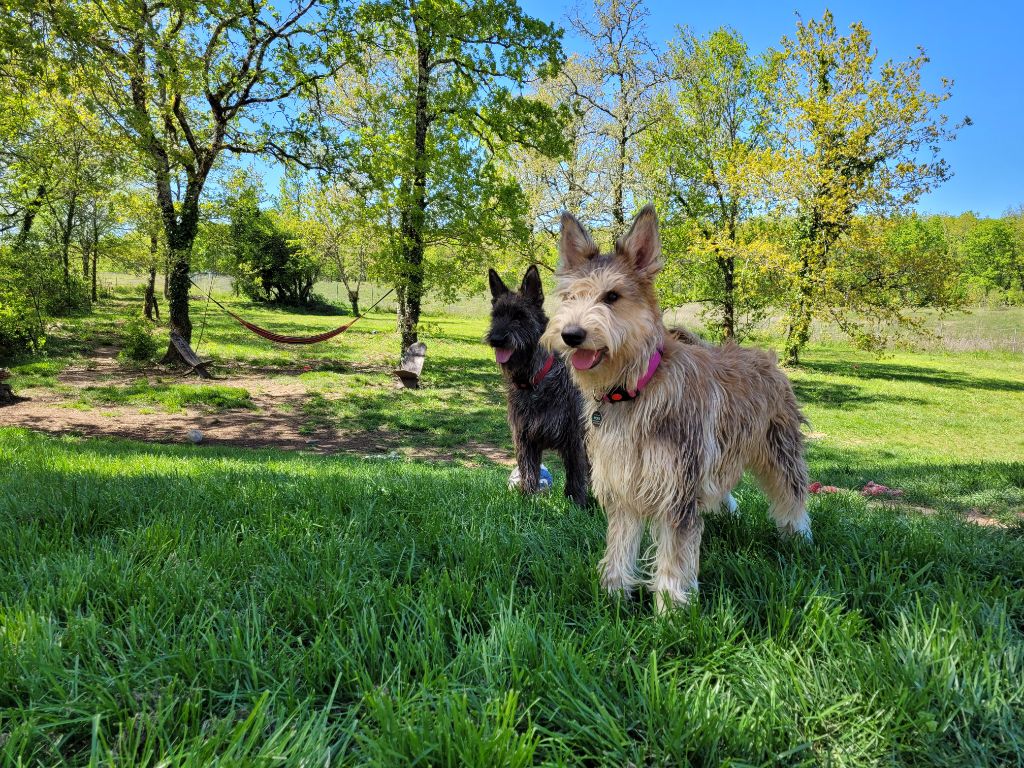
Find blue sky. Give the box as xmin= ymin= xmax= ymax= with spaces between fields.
xmin=520 ymin=0 xmax=1023 ymax=218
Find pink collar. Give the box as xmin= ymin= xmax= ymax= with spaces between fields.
xmin=515 ymin=353 xmax=555 ymax=390
xmin=602 ymin=347 xmax=663 ymax=403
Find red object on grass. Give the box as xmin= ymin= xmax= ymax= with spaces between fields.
xmin=808 ymin=482 xmax=841 ymax=494
xmin=861 ymin=481 xmax=903 ymax=497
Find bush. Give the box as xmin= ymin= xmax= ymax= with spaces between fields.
xmin=0 ymin=249 xmax=45 ymax=359
xmin=119 ymin=316 xmax=159 ymax=363
xmin=0 ymin=289 xmax=44 ymax=359
xmin=228 ymin=187 xmax=320 ymax=306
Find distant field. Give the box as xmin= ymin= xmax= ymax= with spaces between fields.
xmin=102 ymin=268 xmax=1024 ymax=352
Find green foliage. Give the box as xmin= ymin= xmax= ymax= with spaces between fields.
xmin=645 ymin=26 xmax=780 ymax=339
xmin=227 ymin=186 xmax=321 ymax=307
xmin=117 ymin=315 xmax=159 ymax=363
xmin=335 ymin=0 xmax=567 ymax=350
xmin=0 ymin=247 xmax=47 ymax=358
xmin=953 ymin=215 xmax=1024 ymax=303
xmin=772 ymin=11 xmax=964 ymax=363
xmin=0 ymin=287 xmax=43 ymax=359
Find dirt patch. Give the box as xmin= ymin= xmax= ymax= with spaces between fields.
xmin=868 ymin=499 xmax=1022 ymax=529
xmin=0 ymin=351 xmax=512 ymax=464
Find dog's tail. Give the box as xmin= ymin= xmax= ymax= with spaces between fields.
xmin=668 ymin=327 xmax=710 ymax=347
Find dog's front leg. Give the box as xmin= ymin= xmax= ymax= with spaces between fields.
xmin=560 ymin=440 xmax=590 ymax=508
xmin=514 ymin=439 xmax=542 ymax=495
xmin=650 ymin=506 xmax=703 ymax=614
xmin=598 ymin=503 xmax=644 ymax=598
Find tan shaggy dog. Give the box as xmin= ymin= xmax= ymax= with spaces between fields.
xmin=543 ymin=205 xmax=811 ymax=612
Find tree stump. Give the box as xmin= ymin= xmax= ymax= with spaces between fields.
xmin=393 ymin=342 xmax=427 ymax=389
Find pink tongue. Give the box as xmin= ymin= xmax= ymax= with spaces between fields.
xmin=495 ymin=348 xmax=513 ymax=364
xmin=572 ymin=349 xmax=601 ymax=370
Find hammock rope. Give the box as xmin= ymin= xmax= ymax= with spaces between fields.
xmin=190 ymin=279 xmax=394 ymax=345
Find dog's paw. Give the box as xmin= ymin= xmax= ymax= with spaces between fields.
xmin=778 ymin=518 xmax=813 ymax=541
xmin=651 ymin=577 xmax=698 ymax=614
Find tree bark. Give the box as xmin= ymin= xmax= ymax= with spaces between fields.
xmin=347 ymin=290 xmax=360 ymax=317
xmin=721 ymin=253 xmax=735 ymax=340
xmin=164 ymin=249 xmax=192 ymax=341
xmin=613 ymin=132 xmax=627 ymax=229
xmin=397 ymin=24 xmax=431 ymax=354
xmin=91 ymin=243 xmax=98 ymax=302
xmin=144 ymin=266 xmax=160 ymax=320
xmin=60 ymin=190 xmax=77 ymax=296
xmin=15 ymin=185 xmax=45 ymax=248
xmin=784 ymin=247 xmax=815 ymax=365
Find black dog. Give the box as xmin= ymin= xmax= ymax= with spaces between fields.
xmin=487 ymin=265 xmax=589 ymax=507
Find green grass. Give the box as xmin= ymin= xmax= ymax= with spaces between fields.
xmin=0 ymin=427 xmax=1022 ymax=766
xmin=5 ymin=360 xmax=66 ymax=389
xmin=72 ymin=382 xmax=255 ymax=413
xmin=1 ymin=280 xmax=1023 ymax=764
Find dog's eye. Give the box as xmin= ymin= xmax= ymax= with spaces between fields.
xmin=602 ymin=291 xmax=620 ymax=305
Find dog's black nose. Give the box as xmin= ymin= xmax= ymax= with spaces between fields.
xmin=561 ymin=326 xmax=587 ymax=347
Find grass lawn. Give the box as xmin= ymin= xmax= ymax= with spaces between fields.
xmin=1 ymin=285 xmax=1022 ymax=764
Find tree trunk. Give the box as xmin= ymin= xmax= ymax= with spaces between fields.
xmin=719 ymin=253 xmax=736 ymax=340
xmin=347 ymin=290 xmax=360 ymax=317
xmin=159 ymin=199 xmax=201 ymax=364
xmin=784 ymin=248 xmax=815 ymax=366
xmin=144 ymin=266 xmax=159 ymax=320
xmin=91 ymin=244 xmax=98 ymax=302
xmin=164 ymin=249 xmax=192 ymax=342
xmin=60 ymin=190 xmax=77 ymax=296
xmin=15 ymin=185 xmax=45 ymax=249
xmin=397 ymin=28 xmax=432 ymax=355
xmin=613 ymin=132 xmax=627 ymax=229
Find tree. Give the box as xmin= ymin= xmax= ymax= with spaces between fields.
xmin=955 ymin=216 xmax=1022 ymax=302
xmin=566 ymin=0 xmax=665 ymax=232
xmin=773 ymin=11 xmax=965 ymax=363
xmin=295 ymin=184 xmax=377 ymax=315
xmin=36 ymin=0 xmax=351 ymax=365
xmin=644 ymin=27 xmax=778 ymax=339
xmin=342 ymin=0 xmax=566 ymax=352
xmin=228 ymin=184 xmax=320 ymax=306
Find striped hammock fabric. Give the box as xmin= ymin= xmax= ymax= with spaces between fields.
xmin=224 ymin=311 xmax=352 ymax=345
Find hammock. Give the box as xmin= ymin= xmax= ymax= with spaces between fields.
xmin=191 ymin=280 xmax=394 ymax=345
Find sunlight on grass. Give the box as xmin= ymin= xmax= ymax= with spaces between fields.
xmin=74 ymin=382 xmax=254 ymax=412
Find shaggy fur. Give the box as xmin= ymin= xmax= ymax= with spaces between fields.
xmin=487 ymin=265 xmax=590 ymax=507
xmin=543 ymin=206 xmax=811 ymax=612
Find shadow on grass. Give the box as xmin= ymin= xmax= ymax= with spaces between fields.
xmin=807 ymin=442 xmax=1024 ymax=517
xmin=801 ymin=359 xmax=1024 ymax=394
xmin=419 ymin=350 xmax=502 ymax=390
xmin=793 ymin=380 xmax=929 ymax=410
xmin=301 ymin=384 xmax=510 ymax=453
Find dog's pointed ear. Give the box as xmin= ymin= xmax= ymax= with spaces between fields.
xmin=520 ymin=264 xmax=543 ymax=305
xmin=615 ymin=204 xmax=662 ymax=279
xmin=558 ymin=211 xmax=599 ymax=272
xmin=488 ymin=268 xmax=509 ymax=301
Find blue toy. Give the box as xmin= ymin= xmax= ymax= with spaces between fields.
xmin=508 ymin=464 xmax=553 ymax=493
